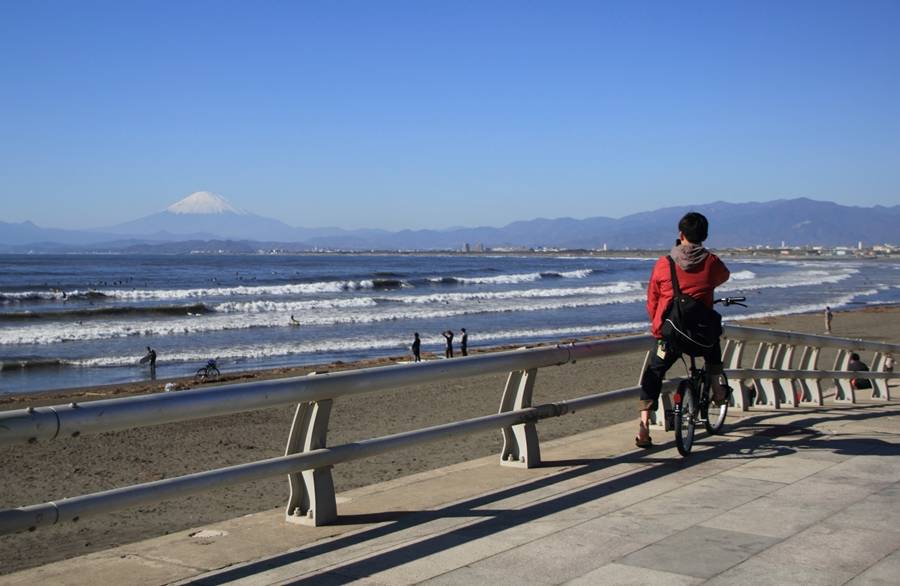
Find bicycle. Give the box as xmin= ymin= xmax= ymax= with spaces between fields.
xmin=195 ymin=358 xmax=220 ymax=382
xmin=673 ymin=296 xmax=746 ymax=457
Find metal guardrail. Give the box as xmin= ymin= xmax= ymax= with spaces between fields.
xmin=0 ymin=325 xmax=896 ymax=535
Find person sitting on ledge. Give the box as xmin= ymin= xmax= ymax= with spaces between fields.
xmin=848 ymin=352 xmax=872 ymax=390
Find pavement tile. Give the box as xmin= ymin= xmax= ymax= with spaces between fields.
xmin=618 ymin=526 xmax=778 ymax=579
xmin=846 ymin=549 xmax=900 ymax=586
xmin=759 ymin=522 xmax=900 ymax=576
xmin=827 ymin=491 xmax=900 ymax=534
xmin=706 ymin=555 xmax=856 ymax=586
xmin=699 ymin=493 xmax=836 ymax=539
xmin=420 ymin=528 xmax=647 ymax=586
xmin=563 ymin=562 xmax=703 ymax=585
xmin=721 ymin=452 xmax=836 ymax=484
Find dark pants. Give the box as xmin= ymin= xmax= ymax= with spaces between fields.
xmin=639 ymin=339 xmax=722 ymax=411
xmin=445 ymin=346 xmax=453 ymax=358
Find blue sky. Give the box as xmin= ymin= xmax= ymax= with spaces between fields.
xmin=1 ymin=1 xmax=898 ymax=230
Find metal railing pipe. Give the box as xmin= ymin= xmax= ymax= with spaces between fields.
xmin=723 ymin=325 xmax=900 ymax=354
xmin=0 ymin=344 xmax=573 ymax=445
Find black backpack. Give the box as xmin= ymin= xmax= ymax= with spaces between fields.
xmin=661 ymin=256 xmax=722 ymax=356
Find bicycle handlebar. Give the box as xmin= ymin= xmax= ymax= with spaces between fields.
xmin=714 ymin=296 xmax=747 ymax=307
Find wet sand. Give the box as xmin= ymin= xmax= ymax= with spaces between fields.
xmin=1 ymin=305 xmax=898 ymax=574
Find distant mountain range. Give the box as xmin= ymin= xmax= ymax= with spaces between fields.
xmin=2 ymin=192 xmax=898 ymax=252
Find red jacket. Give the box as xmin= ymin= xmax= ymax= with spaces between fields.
xmin=647 ymin=253 xmax=730 ymax=338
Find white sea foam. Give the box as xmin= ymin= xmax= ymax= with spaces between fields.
xmin=214 ymin=297 xmax=377 ymax=313
xmin=54 ymin=280 xmax=381 ymax=301
xmin=723 ymin=289 xmax=880 ymax=323
xmin=67 ymin=322 xmax=651 ymax=368
xmin=729 ymin=270 xmax=756 ymax=281
xmin=454 ymin=272 xmax=544 ymax=285
xmin=396 ymin=281 xmax=643 ymax=304
xmin=0 ymin=291 xmax=649 ymax=345
xmin=718 ymin=268 xmax=856 ymax=292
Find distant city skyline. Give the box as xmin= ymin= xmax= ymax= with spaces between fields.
xmin=2 ymin=1 xmax=899 ymax=231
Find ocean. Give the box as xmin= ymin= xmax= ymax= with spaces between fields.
xmin=1 ymin=253 xmax=898 ymax=395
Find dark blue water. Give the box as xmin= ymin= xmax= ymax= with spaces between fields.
xmin=1 ymin=253 xmax=897 ymax=395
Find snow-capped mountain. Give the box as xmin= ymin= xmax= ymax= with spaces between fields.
xmin=101 ymin=191 xmax=301 ymax=241
xmin=165 ymin=191 xmax=247 ymax=215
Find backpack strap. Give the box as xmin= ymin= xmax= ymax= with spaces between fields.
xmin=666 ymin=255 xmax=681 ymax=297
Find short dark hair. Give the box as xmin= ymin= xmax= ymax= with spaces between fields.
xmin=679 ymin=212 xmax=709 ymax=244
xmin=850 ymin=352 xmax=860 ymax=361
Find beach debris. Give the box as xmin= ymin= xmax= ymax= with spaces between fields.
xmin=164 ymin=383 xmax=178 ymax=392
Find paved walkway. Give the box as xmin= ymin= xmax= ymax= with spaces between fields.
xmin=5 ymin=401 xmax=900 ymax=585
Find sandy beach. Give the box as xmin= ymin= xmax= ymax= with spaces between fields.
xmin=1 ymin=305 xmax=898 ymax=575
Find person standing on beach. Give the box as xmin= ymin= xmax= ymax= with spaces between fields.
xmin=412 ymin=332 xmax=421 ymax=362
xmin=442 ymin=330 xmax=454 ymax=358
xmin=825 ymin=306 xmax=833 ymax=334
xmin=460 ymin=328 xmax=468 ymax=356
xmin=637 ymin=212 xmax=730 ymax=448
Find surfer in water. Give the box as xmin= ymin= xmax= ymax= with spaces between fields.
xmin=142 ymin=346 xmax=157 ymax=380
xmin=290 ymin=314 xmax=300 ymax=326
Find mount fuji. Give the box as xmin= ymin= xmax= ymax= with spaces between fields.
xmin=102 ymin=191 xmax=329 ymax=242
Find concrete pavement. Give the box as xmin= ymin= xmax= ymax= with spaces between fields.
xmin=4 ymin=400 xmax=899 ymax=585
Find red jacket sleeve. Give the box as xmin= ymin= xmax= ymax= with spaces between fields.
xmin=709 ymin=255 xmax=730 ymax=288
xmin=646 ymin=257 xmax=665 ymax=321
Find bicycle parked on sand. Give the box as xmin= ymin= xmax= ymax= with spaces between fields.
xmin=673 ymin=296 xmax=746 ymax=457
xmin=195 ymin=358 xmax=220 ymax=382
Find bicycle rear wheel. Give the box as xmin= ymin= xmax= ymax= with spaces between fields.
xmin=674 ymin=380 xmax=696 ymax=457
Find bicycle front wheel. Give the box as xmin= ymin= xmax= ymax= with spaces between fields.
xmin=704 ymin=380 xmax=728 ymax=435
xmin=674 ymin=380 xmax=696 ymax=457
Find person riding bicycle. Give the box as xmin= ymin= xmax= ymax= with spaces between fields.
xmin=636 ymin=212 xmax=730 ymax=448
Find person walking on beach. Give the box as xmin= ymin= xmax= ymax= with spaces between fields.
xmin=636 ymin=212 xmax=730 ymax=448
xmin=411 ymin=332 xmax=421 ymax=362
xmin=825 ymin=306 xmax=833 ymax=334
xmin=460 ymin=328 xmax=468 ymax=356
xmin=442 ymin=330 xmax=454 ymax=358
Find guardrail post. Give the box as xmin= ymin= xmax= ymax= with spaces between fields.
xmin=752 ymin=342 xmax=782 ymax=408
xmin=779 ymin=344 xmax=799 ymax=408
xmin=722 ymin=338 xmax=749 ymax=411
xmin=833 ymin=350 xmax=856 ymax=403
xmin=284 ymin=398 xmax=337 ymax=526
xmin=871 ymin=352 xmax=891 ymax=401
xmin=797 ymin=345 xmax=823 ymax=405
xmin=499 ymin=368 xmax=540 ymax=468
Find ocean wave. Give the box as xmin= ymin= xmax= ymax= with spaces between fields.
xmin=395 ymin=281 xmax=643 ymax=304
xmin=0 ymin=290 xmax=109 ymax=303
xmin=724 ymin=289 xmax=880 ymax=322
xmin=0 ymin=303 xmax=211 ymax=321
xmin=0 ymin=357 xmax=64 ymax=371
xmin=0 ymin=292 xmax=649 ymax=345
xmin=1 ymin=280 xmax=398 ymax=302
xmin=214 ymin=298 xmax=378 ymax=313
xmin=426 ymin=269 xmax=594 ymax=286
xmin=61 ymin=322 xmax=651 ymax=368
xmin=718 ymin=268 xmax=856 ymax=292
